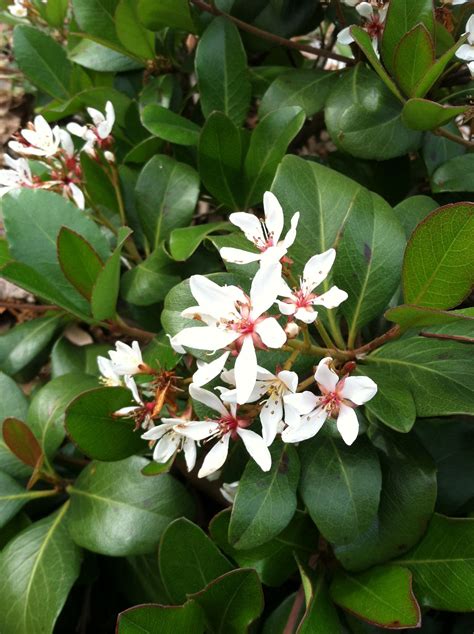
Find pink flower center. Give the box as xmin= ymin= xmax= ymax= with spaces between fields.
xmin=217 ymin=414 xmax=251 ymax=440
xmin=366 ymin=15 xmax=384 ymax=39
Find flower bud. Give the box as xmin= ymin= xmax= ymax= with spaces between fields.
xmin=285 ymin=321 xmax=300 ymax=339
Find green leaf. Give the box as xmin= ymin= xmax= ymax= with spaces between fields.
xmin=65 ymin=386 xmax=146 ymax=461
xmin=2 ymin=418 xmax=42 ymax=470
xmin=403 ymin=202 xmax=474 ymax=308
xmin=69 ymin=39 xmax=142 ymax=72
xmin=229 ymin=442 xmax=300 ymax=550
xmin=3 ymin=189 xmax=110 ymax=314
xmin=190 ymin=569 xmax=264 ymax=634
xmin=432 ymin=154 xmax=474 ymax=193
xmin=57 ymin=227 xmax=103 ymax=300
xmin=0 ymin=471 xmax=52 ymax=529
xmin=325 ymin=65 xmax=421 ymax=160
xmin=0 ymin=512 xmax=31 ymax=550
xmin=121 ymin=245 xmax=180 ymax=306
xmin=393 ymin=194 xmax=438 ymax=238
xmin=350 ymin=27 xmax=404 ymax=102
xmin=333 ymin=431 xmax=437 ymax=572
xmin=115 ymin=0 xmax=155 ymax=59
xmin=385 ymin=305 xmax=474 ymax=332
xmin=259 ymin=69 xmax=337 ymax=117
xmin=67 ymin=456 xmax=194 ymax=556
xmin=169 ymin=222 xmax=231 ymax=261
xmin=210 ymin=509 xmax=318 ymax=587
xmin=195 ymin=17 xmax=250 ymax=127
xmin=402 ymin=98 xmax=466 ymax=131
xmin=198 ymin=112 xmax=243 ymax=209
xmin=13 ymin=25 xmax=71 ymax=100
xmin=137 ymin=0 xmax=195 ymax=32
xmin=117 ymin=601 xmax=205 ymax=634
xmin=243 ymin=106 xmax=305 ymax=207
xmin=0 ymin=314 xmax=63 ymax=376
xmin=299 ymin=435 xmax=382 ymax=546
xmin=141 ymin=104 xmax=200 ymax=145
xmin=396 ymin=514 xmax=474 ymax=611
xmin=423 ymin=123 xmax=466 ymax=177
xmin=412 ymin=36 xmax=467 ymax=98
xmin=330 ymin=566 xmax=421 ymax=628
xmin=0 ymin=373 xmax=29 ymax=478
xmin=297 ymin=568 xmax=342 ymax=634
xmin=159 ymin=518 xmax=233 ymax=603
xmin=135 ymin=155 xmax=199 ymax=249
xmin=382 ymin=0 xmax=435 ymax=74
xmin=91 ymin=227 xmax=132 ymax=320
xmin=80 ymin=152 xmax=118 ymax=214
xmin=393 ymin=25 xmax=435 ymax=97
xmin=38 ymin=0 xmax=68 ymax=28
xmin=0 ymin=503 xmax=82 ymax=634
xmin=72 ymin=0 xmax=121 ymax=48
xmin=27 ymin=373 xmax=98 ymax=457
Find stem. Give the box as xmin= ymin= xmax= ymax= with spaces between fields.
xmin=189 ymin=0 xmax=353 ymax=64
xmin=0 ymin=301 xmax=59 ymax=312
xmin=283 ymin=348 xmax=300 ymax=370
xmin=325 ymin=310 xmax=346 ymax=349
xmin=420 ymin=331 xmax=474 ymax=344
xmin=315 ymin=320 xmax=336 ymax=349
xmin=25 ymin=487 xmax=60 ymax=499
xmin=434 ymin=126 xmax=473 ymax=148
xmin=110 ymin=316 xmax=157 ymax=342
xmin=297 ymin=374 xmax=315 ymax=391
xmin=286 ymin=337 xmax=349 ymax=361
xmin=283 ymin=585 xmax=305 ymax=634
xmin=109 ymin=166 xmax=143 ymax=263
xmin=351 ymin=325 xmax=400 ymax=357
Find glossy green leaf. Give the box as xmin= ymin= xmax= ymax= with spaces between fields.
xmin=423 ymin=123 xmax=466 ymax=176
xmin=57 ymin=227 xmax=103 ymax=300
xmin=229 ymin=442 xmax=300 ymax=550
xmin=69 ymin=39 xmax=142 ymax=72
xmin=0 ymin=512 xmax=31 ymax=550
xmin=67 ymin=456 xmax=194 ymax=556
xmin=402 ymin=98 xmax=466 ymax=131
xmin=169 ymin=222 xmax=231 ymax=261
xmin=394 ymin=25 xmax=434 ymax=97
xmin=0 ymin=471 xmax=53 ymax=529
xmin=115 ymin=0 xmax=155 ymax=59
xmin=65 ymin=386 xmax=146 ymax=461
xmin=432 ymin=153 xmax=474 ymax=193
xmin=141 ymin=104 xmax=200 ymax=145
xmin=403 ymin=203 xmax=474 ymax=309
xmin=333 ymin=431 xmax=436 ymax=571
xmin=159 ymin=518 xmax=233 ymax=603
xmin=0 ymin=503 xmax=82 ymax=634
xmin=80 ymin=152 xmax=118 ymax=214
xmin=27 ymin=372 xmax=98 ymax=457
xmin=195 ymin=17 xmax=250 ymax=127
xmin=137 ymin=0 xmax=195 ymax=32
xmin=413 ymin=36 xmax=467 ymax=98
xmin=382 ymin=0 xmax=435 ymax=74
xmin=299 ymin=435 xmax=382 ymax=545
xmin=38 ymin=0 xmax=68 ymax=28
xmin=259 ymin=69 xmax=337 ymax=117
xmin=297 ymin=568 xmax=342 ymax=633
xmin=325 ymin=65 xmax=421 ymax=160
xmin=330 ymin=566 xmax=421 ymax=628
xmin=50 ymin=338 xmax=110 ymax=378
xmin=393 ymin=194 xmax=438 ymax=238
xmin=385 ymin=305 xmax=474 ymax=332
xmin=117 ymin=601 xmax=205 ymax=634
xmin=243 ymin=106 xmax=305 ymax=207
xmin=0 ymin=373 xmax=29 ymax=478
xmin=198 ymin=112 xmax=243 ymax=209
xmin=135 ymin=155 xmax=199 ymax=249
xmin=13 ymin=25 xmax=71 ymax=99
xmin=396 ymin=514 xmax=474 ymax=611
xmin=114 ymin=554 xmax=168 ymax=605
xmin=72 ymin=0 xmax=122 ymax=48
xmin=121 ymin=245 xmax=180 ymax=306
xmin=190 ymin=569 xmax=264 ymax=634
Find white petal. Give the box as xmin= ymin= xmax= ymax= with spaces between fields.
xmin=189 ymin=275 xmax=243 ymax=317
xmin=183 ymin=437 xmax=197 ymax=471
xmin=237 ymin=428 xmax=272 ymax=471
xmin=282 ymin=212 xmax=300 ymax=249
xmin=229 ymin=212 xmax=265 ymax=245
xmin=295 ymin=307 xmax=317 ymax=324
xmin=219 ymin=247 xmax=262 ymax=264
xmin=189 ymin=384 xmax=228 ymax=416
xmin=302 ymin=249 xmax=336 ymax=292
xmin=69 ymin=183 xmax=85 ymax=210
xmin=276 ymin=300 xmax=297 ymax=316
xmin=278 ymin=370 xmax=298 ymax=393
xmin=466 ymin=14 xmax=474 ymax=38
xmin=175 ymin=419 xmax=220 ymax=440
xmin=193 ymin=351 xmax=230 ymax=387
xmin=282 ymin=408 xmax=327 ymax=443
xmin=198 ymin=433 xmax=231 ymax=478
xmin=356 ymin=2 xmax=374 ymax=18
xmin=456 ymin=44 xmax=474 ymax=62
xmin=337 ymin=26 xmax=354 ymax=45
xmin=114 ymin=406 xmax=139 ymax=416
xmin=250 ymin=262 xmax=282 ymax=318
xmin=340 ymin=375 xmax=377 ymax=405
xmin=311 ymin=286 xmax=348 ymax=309
xmin=97 ymin=356 xmax=119 ymax=383
xmin=283 ymin=402 xmax=301 ymax=427
xmin=337 ymin=404 xmax=359 ymax=445
xmin=468 ymin=61 xmax=474 ymax=77
xmin=260 ymin=392 xmax=283 ymax=446
xmin=259 ymin=244 xmax=288 ymax=264
xmin=284 ymin=391 xmax=319 ymax=415
xmin=314 ymin=357 xmax=339 ymax=392
xmin=255 ymin=317 xmax=287 ymax=348
xmin=124 ymin=375 xmax=141 ymax=404
xmin=67 ymin=122 xmax=88 ymax=139
xmin=142 ymin=423 xmax=172 ymax=440
xmin=87 ymin=106 xmax=105 ymax=126
xmin=153 ymin=434 xmax=180 ymax=463
xmin=172 ymin=326 xmax=238 ymax=352
xmin=235 ymin=336 xmax=257 ymax=404
xmin=263 ymin=191 xmax=284 ymax=243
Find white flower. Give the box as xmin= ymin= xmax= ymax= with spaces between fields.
xmin=98 ymin=356 xmax=122 ymax=386
xmin=114 ymin=375 xmax=153 ymax=429
xmin=179 ymin=385 xmax=271 ymax=478
xmin=142 ymin=419 xmax=200 ymax=472
xmin=337 ymin=2 xmax=388 ymax=55
xmin=9 ymin=116 xmax=61 ymax=158
xmin=219 ymin=367 xmax=299 ymax=446
xmin=220 ymin=191 xmax=299 ymax=266
xmin=282 ymin=357 xmax=377 ymax=446
xmin=220 ymin=481 xmax=239 ymax=504
xmin=68 ymin=182 xmax=85 ymax=209
xmin=0 ymin=156 xmax=34 ymax=197
xmin=192 ymin=351 xmax=230 ymax=387
xmin=67 ymin=101 xmax=115 ymax=152
xmin=342 ymin=0 xmax=361 ymax=5
xmin=276 ymin=249 xmax=348 ymax=324
xmin=456 ymin=15 xmax=474 ymax=77
xmin=171 ymin=264 xmax=287 ymax=404
xmin=88 ymin=101 xmax=115 ymax=139
xmin=7 ymin=0 xmax=27 ymax=17
xmin=108 ymin=341 xmax=145 ymax=376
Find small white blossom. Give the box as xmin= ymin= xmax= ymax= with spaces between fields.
xmin=142 ymin=418 xmax=200 ymax=471
xmin=9 ymin=116 xmax=61 ymax=158
xmin=108 ymin=341 xmax=145 ymax=376
xmin=220 ymin=191 xmax=299 ymax=266
xmin=337 ymin=2 xmax=388 ymax=55
xmin=276 ymin=249 xmax=348 ymax=324
xmin=456 ymin=15 xmax=474 ymax=77
xmin=220 ymin=481 xmax=239 ymax=504
xmin=67 ymin=101 xmax=116 ymax=154
xmin=7 ymin=0 xmax=27 ymax=17
xmin=282 ymin=357 xmax=377 ymax=446
xmin=97 ymin=356 xmax=122 ymax=387
xmin=0 ymin=156 xmax=34 ymax=197
xmin=192 ymin=351 xmax=230 ymax=387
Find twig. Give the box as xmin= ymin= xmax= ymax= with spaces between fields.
xmin=434 ymin=126 xmax=474 ymax=148
xmin=189 ymin=0 xmax=353 ymax=64
xmin=351 ymin=325 xmax=401 ymax=357
xmin=420 ymin=331 xmax=474 ymax=344
xmin=0 ymin=301 xmax=59 ymax=312
xmin=283 ymin=585 xmax=305 ymax=634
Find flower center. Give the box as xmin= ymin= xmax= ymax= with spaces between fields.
xmin=320 ymin=391 xmax=342 ymax=417
xmin=366 ymin=15 xmax=384 ymax=39
xmin=217 ymin=414 xmax=251 ymax=440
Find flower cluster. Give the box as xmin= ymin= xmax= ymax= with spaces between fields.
xmin=456 ymin=14 xmax=474 ymax=77
xmin=0 ymin=102 xmax=116 ymax=207
xmin=100 ymin=193 xmax=377 ymax=481
xmin=338 ymin=2 xmax=389 ymax=55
